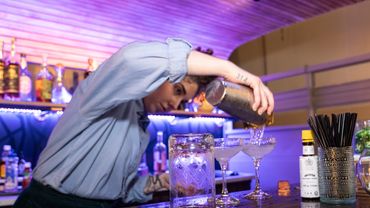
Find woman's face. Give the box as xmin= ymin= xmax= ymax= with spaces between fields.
xmin=143 ymin=77 xmax=199 ymax=113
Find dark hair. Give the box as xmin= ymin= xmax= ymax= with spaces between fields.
xmin=187 ymin=75 xmax=217 ymax=98
xmin=178 ymin=75 xmax=217 ymax=110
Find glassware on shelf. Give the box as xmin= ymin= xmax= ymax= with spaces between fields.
xmin=214 ymin=137 xmax=242 ymax=206
xmin=169 ymin=133 xmax=215 ymax=207
xmin=357 ymin=148 xmax=370 ymax=195
xmin=52 ymin=63 xmax=72 ymax=104
xmin=35 ymin=55 xmax=53 ymax=102
xmin=19 ymin=53 xmax=33 ymax=101
xmin=242 ymin=126 xmax=276 ymax=200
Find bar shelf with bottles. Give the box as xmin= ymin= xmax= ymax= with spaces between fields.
xmin=0 ymin=38 xmax=231 ymax=118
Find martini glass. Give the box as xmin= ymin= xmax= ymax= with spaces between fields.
xmin=242 ymin=126 xmax=276 ymax=200
xmin=214 ymin=137 xmax=243 ymax=206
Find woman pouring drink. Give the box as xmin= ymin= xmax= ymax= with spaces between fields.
xmin=14 ymin=38 xmax=274 ymax=208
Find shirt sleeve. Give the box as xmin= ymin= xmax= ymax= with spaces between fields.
xmin=76 ymin=38 xmax=192 ymax=121
xmin=122 ymin=174 xmax=152 ymax=203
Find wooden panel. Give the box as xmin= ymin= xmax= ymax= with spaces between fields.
xmin=0 ymin=0 xmax=363 ymax=69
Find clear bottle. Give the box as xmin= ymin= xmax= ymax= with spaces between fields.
xmin=137 ymin=153 xmax=149 ymax=176
xmin=4 ymin=150 xmax=18 ymax=192
xmin=22 ymin=162 xmax=32 ymax=189
xmin=68 ymin=72 xmax=80 ymax=95
xmin=17 ymin=152 xmax=26 ymax=190
xmin=84 ymin=57 xmax=96 ymax=79
xmin=0 ymin=145 xmax=12 ymax=191
xmin=153 ymin=131 xmax=167 ymax=174
xmin=299 ymin=130 xmax=320 ymax=201
xmin=52 ymin=63 xmax=72 ymax=104
xmin=4 ymin=38 xmax=20 ymax=100
xmin=19 ymin=53 xmax=33 ymax=101
xmin=35 ymin=55 xmax=53 ymax=102
xmin=0 ymin=40 xmax=5 ymax=99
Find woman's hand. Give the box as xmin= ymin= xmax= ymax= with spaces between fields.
xmin=187 ymin=50 xmax=274 ymax=115
xmin=143 ymin=173 xmax=169 ymax=194
xmin=223 ymin=66 xmax=274 ymax=116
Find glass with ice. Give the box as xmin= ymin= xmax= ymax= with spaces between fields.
xmin=169 ymin=133 xmax=215 ymax=208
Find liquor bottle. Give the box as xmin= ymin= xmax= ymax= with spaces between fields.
xmin=4 ymin=149 xmax=18 ymax=192
xmin=299 ymin=130 xmax=320 ymax=201
xmin=4 ymin=38 xmax=20 ymax=100
xmin=35 ymin=55 xmax=53 ymax=102
xmin=0 ymin=40 xmax=5 ymax=99
xmin=0 ymin=145 xmax=11 ymax=191
xmin=68 ymin=72 xmax=80 ymax=95
xmin=138 ymin=153 xmax=149 ymax=176
xmin=22 ymin=162 xmax=32 ymax=189
xmin=52 ymin=63 xmax=72 ymax=104
xmin=153 ymin=131 xmax=167 ymax=174
xmin=84 ymin=57 xmax=95 ymax=79
xmin=17 ymin=152 xmax=26 ymax=190
xmin=19 ymin=53 xmax=33 ymax=101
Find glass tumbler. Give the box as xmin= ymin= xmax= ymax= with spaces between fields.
xmin=169 ymin=133 xmax=215 ymax=208
xmin=318 ymin=146 xmax=356 ymax=204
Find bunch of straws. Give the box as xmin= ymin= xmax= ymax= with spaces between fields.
xmin=308 ymin=113 xmax=357 ymax=148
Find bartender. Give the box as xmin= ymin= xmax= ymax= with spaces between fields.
xmin=14 ymin=38 xmax=274 ymax=208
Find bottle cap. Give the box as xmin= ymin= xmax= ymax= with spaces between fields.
xmin=3 ymin=145 xmax=11 ymax=151
xmin=156 ymin=131 xmax=163 ymax=142
xmin=302 ymin=130 xmax=314 ymax=142
xmin=25 ymin=162 xmax=31 ymax=168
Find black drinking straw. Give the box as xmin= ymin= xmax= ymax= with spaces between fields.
xmin=307 ymin=112 xmax=357 ymax=148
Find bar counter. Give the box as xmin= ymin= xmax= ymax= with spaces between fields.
xmin=127 ymin=186 xmax=370 ymax=208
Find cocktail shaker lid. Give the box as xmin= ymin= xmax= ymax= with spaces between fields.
xmin=204 ymin=79 xmax=227 ymax=105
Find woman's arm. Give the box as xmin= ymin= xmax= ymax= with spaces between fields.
xmin=187 ymin=50 xmax=274 ymax=115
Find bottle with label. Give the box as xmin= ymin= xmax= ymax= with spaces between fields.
xmin=22 ymin=162 xmax=32 ymax=189
xmin=153 ymin=131 xmax=167 ymax=174
xmin=4 ymin=150 xmax=18 ymax=192
xmin=84 ymin=57 xmax=96 ymax=79
xmin=4 ymin=38 xmax=20 ymax=100
xmin=35 ymin=55 xmax=53 ymax=102
xmin=299 ymin=130 xmax=320 ymax=201
xmin=19 ymin=53 xmax=33 ymax=101
xmin=52 ymin=63 xmax=72 ymax=104
xmin=0 ymin=145 xmax=12 ymax=191
xmin=0 ymin=40 xmax=5 ymax=99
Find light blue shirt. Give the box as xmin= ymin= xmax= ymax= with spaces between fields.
xmin=33 ymin=38 xmax=191 ymax=203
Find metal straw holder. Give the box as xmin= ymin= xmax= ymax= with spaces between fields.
xmin=318 ymin=146 xmax=356 ymax=204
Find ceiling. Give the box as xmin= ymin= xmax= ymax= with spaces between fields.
xmin=0 ymin=0 xmax=365 ymax=69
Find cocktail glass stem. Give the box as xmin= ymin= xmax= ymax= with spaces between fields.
xmin=216 ymin=161 xmax=240 ymax=206
xmin=221 ymin=162 xmax=229 ymax=196
xmin=244 ymin=157 xmax=272 ymax=200
xmin=253 ymin=158 xmax=261 ymax=193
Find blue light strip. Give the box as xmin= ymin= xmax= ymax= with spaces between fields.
xmin=0 ymin=108 xmax=63 ymax=115
xmin=148 ymin=114 xmax=226 ymax=122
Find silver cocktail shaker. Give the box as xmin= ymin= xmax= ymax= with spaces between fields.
xmin=205 ymin=79 xmax=273 ymax=127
